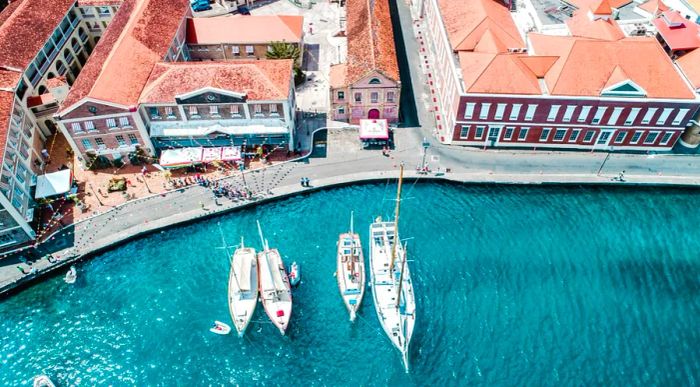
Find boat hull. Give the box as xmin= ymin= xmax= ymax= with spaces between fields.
xmin=337 ymin=232 xmax=365 ymax=322
xmin=257 ymin=249 xmax=292 ymax=335
xmin=368 ymin=221 xmax=416 ymax=371
xmin=228 ymin=247 xmax=258 ymax=337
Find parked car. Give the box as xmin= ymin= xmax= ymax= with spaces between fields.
xmin=191 ymin=0 xmax=211 ymax=12
xmin=237 ymin=5 xmax=251 ymax=14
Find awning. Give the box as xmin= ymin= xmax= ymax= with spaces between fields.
xmin=159 ymin=147 xmax=203 ymax=168
xmin=221 ymin=146 xmax=242 ymax=161
xmin=359 ymin=119 xmax=389 ymax=140
xmin=35 ymin=169 xmax=73 ymax=199
xmin=202 ymin=147 xmax=222 ymax=163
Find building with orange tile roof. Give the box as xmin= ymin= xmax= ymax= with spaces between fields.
xmin=186 ymin=15 xmax=304 ymax=64
xmin=139 ymin=60 xmax=296 ymax=149
xmin=329 ymin=0 xmax=401 ymax=124
xmin=0 ymin=0 xmax=123 ymax=252
xmin=653 ymin=10 xmax=700 ymax=56
xmin=421 ymin=0 xmax=700 ymax=152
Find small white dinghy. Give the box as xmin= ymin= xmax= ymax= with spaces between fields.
xmin=33 ymin=375 xmax=56 ymax=387
xmin=64 ymin=266 xmax=76 ymax=284
xmin=210 ymin=321 xmax=231 ymax=335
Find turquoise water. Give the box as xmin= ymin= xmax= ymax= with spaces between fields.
xmin=2 ymin=183 xmax=700 ymax=385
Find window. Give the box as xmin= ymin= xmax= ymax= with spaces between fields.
xmin=232 ymin=46 xmax=240 ymax=56
xmin=95 ymin=137 xmax=105 ymax=148
xmin=630 ymin=131 xmax=643 ymax=144
xmin=245 ymin=45 xmax=254 ymax=55
xmin=613 ymin=131 xmax=626 ymax=143
xmin=189 ymin=106 xmax=199 ymax=117
xmin=475 ymin=126 xmax=485 ymax=139
xmin=607 ymin=107 xmax=624 ymax=125
xmin=128 ymin=134 xmax=138 ymax=145
xmin=583 ymin=130 xmax=595 ymax=142
xmin=672 ymin=108 xmax=689 ymax=125
xmin=338 ymin=106 xmax=345 ymax=115
xmin=98 ymin=6 xmax=110 ymax=15
xmin=337 ymin=91 xmax=345 ymax=100
xmin=270 ymin=104 xmax=278 ymax=113
xmin=656 ymin=108 xmax=674 ymax=125
xmin=578 ymin=106 xmax=592 ymax=122
xmin=85 ymin=121 xmax=95 ymax=131
xmin=625 ymin=108 xmax=640 ymax=125
xmin=644 ymin=131 xmax=660 ymax=144
xmin=547 ymin=105 xmax=560 ymax=121
xmin=591 ymin=107 xmax=607 ymax=124
xmin=479 ymin=103 xmax=491 ymax=120
xmin=369 ymin=78 xmax=381 ymax=84
xmin=488 ymin=126 xmax=500 ymax=140
xmin=386 ymin=91 xmax=395 ymax=103
xmin=569 ymin=129 xmax=581 ymax=142
xmin=254 ymin=104 xmax=262 ymax=114
xmin=553 ymin=128 xmax=567 ymax=141
xmin=562 ymin=105 xmax=576 ymax=122
xmin=540 ymin=128 xmax=551 ymax=141
xmin=71 ymin=122 xmax=82 ymax=133
xmin=370 ymin=92 xmax=379 ymax=103
xmin=518 ymin=127 xmax=529 ymax=141
xmin=149 ymin=107 xmax=160 ymax=119
xmin=230 ymin=105 xmax=240 ymax=116
xmin=509 ymin=104 xmax=522 ymax=120
xmin=504 ymin=126 xmax=514 ymax=140
xmin=115 ymin=135 xmax=126 ymax=146
xmin=354 ymin=92 xmax=362 ymax=102
xmin=459 ymin=126 xmax=469 ymax=138
xmin=641 ymin=108 xmax=657 ymax=124
xmin=525 ymin=104 xmax=537 ymax=121
xmin=165 ymin=106 xmax=175 ymax=118
xmin=106 ymin=118 xmax=116 ymax=128
xmin=495 ymin=104 xmax=507 ymax=120
xmin=659 ymin=132 xmax=674 ymax=145
xmin=119 ymin=117 xmax=130 ymax=127
xmin=464 ymin=103 xmax=476 ymax=119
xmin=210 ymin=105 xmax=219 ymax=116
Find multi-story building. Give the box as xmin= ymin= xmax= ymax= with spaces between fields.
xmin=56 ymin=0 xmax=192 ymax=164
xmin=140 ymin=60 xmax=296 ymax=150
xmin=329 ymin=0 xmax=401 ymax=124
xmin=0 ymin=0 xmax=115 ymax=252
xmin=422 ymin=0 xmax=700 ymax=151
xmin=186 ymin=15 xmax=304 ymax=65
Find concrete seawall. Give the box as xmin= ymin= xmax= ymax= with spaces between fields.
xmin=2 ymin=168 xmax=699 ymax=297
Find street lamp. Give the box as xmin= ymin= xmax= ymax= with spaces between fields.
xmin=420 ymin=137 xmax=430 ymax=173
xmin=88 ymin=183 xmax=103 ymax=206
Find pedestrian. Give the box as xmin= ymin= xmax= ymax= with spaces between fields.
xmin=300 ymin=177 xmax=305 ymax=187
xmin=141 ymin=166 xmax=147 ymax=175
xmin=16 ymin=266 xmax=26 ymax=275
xmin=199 ymin=201 xmax=205 ymax=210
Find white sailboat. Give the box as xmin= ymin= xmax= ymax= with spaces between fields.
xmin=337 ymin=212 xmax=365 ymax=322
xmin=256 ymin=221 xmax=292 ymax=335
xmin=228 ymin=237 xmax=258 ymax=337
xmin=369 ymin=164 xmax=416 ymax=372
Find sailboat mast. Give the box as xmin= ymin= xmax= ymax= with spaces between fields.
xmin=389 ymin=164 xmax=404 ymax=272
xmin=256 ymin=221 xmax=266 ymax=252
xmin=395 ymin=242 xmax=407 ymax=308
xmin=350 ymin=211 xmax=354 ymax=235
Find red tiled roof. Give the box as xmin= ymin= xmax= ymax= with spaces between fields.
xmin=46 ymin=76 xmax=67 ymax=88
xmin=345 ymin=0 xmax=399 ymax=84
xmin=677 ymin=48 xmax=700 ymax=89
xmin=0 ymin=0 xmax=75 ymax=70
xmin=459 ymin=52 xmax=541 ymax=94
xmin=0 ymin=68 xmax=21 ymax=90
xmin=437 ymin=0 xmax=524 ymax=53
xmin=186 ymin=15 xmax=303 ymax=44
xmin=60 ymin=0 xmax=190 ymax=113
xmin=27 ymin=93 xmax=56 ymax=108
xmin=329 ymin=63 xmax=347 ymax=89
xmin=529 ymin=33 xmax=695 ymax=99
xmin=566 ymin=10 xmax=625 ymax=40
xmin=0 ymin=91 xmax=13 ymax=164
xmin=565 ymin=0 xmax=632 ymax=11
xmin=591 ymin=0 xmax=612 ymax=14
xmin=638 ymin=0 xmax=669 ymax=14
xmin=77 ymin=0 xmax=123 ymax=5
xmin=139 ymin=60 xmax=293 ymax=103
xmin=653 ymin=11 xmax=700 ymax=51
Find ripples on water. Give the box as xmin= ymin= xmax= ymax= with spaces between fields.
xmin=1 ymin=183 xmax=700 ymax=385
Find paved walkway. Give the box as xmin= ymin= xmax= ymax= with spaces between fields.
xmin=2 ymin=0 xmax=700 ymax=296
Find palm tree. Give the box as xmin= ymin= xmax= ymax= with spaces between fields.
xmin=266 ymin=42 xmax=305 ymax=85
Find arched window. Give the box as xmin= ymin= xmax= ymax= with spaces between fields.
xmin=56 ymin=60 xmax=67 ymax=75
xmin=46 ymin=72 xmax=55 ymax=79
xmin=63 ymin=48 xmax=74 ymax=64
xmin=37 ymin=85 xmax=48 ymax=95
xmin=369 ymin=78 xmax=381 ymax=84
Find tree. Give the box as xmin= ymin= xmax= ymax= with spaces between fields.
xmin=266 ymin=42 xmax=305 ymax=85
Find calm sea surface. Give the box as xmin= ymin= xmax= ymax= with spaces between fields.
xmin=1 ymin=183 xmax=700 ymax=386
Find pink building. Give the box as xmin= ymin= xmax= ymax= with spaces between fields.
xmin=421 ymin=0 xmax=700 ymax=152
xmin=329 ymin=0 xmax=400 ymax=124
